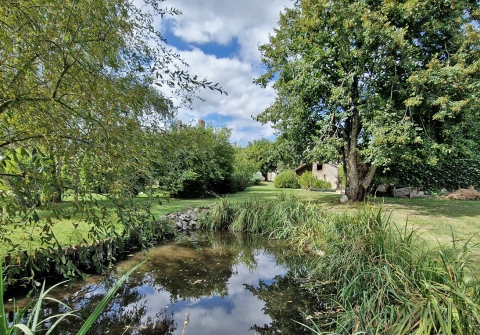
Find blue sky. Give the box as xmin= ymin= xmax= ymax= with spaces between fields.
xmin=157 ymin=0 xmax=292 ymax=145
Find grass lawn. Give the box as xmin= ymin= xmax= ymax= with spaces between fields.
xmin=3 ymin=182 xmax=480 ymax=259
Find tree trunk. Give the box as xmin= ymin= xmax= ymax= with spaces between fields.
xmin=51 ymin=158 xmax=63 ymax=203
xmin=345 ymin=166 xmax=377 ymax=201
xmin=342 ymin=75 xmax=377 ymax=202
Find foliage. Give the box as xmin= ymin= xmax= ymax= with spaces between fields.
xmin=255 ymin=0 xmax=480 ymax=201
xmin=231 ymin=148 xmax=259 ymax=192
xmin=0 ymin=260 xmax=145 ymax=335
xmin=273 ymin=170 xmax=299 ymax=189
xmin=298 ymin=171 xmax=331 ymax=189
xmin=376 ymin=158 xmax=480 ymax=191
xmin=200 ymin=195 xmax=480 ymax=334
xmin=0 ymin=0 xmax=225 ymax=285
xmin=251 ymin=173 xmax=263 ymax=185
xmin=154 ymin=125 xmax=235 ymax=198
xmin=243 ymin=139 xmax=278 ymax=180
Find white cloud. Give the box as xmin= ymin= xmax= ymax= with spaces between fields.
xmin=155 ymin=0 xmax=293 ymax=143
xmin=164 ymin=1 xmax=289 ymax=51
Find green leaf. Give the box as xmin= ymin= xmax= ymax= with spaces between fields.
xmin=75 ymin=260 xmax=146 ymax=335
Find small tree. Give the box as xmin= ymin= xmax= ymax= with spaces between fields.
xmin=244 ymin=139 xmax=278 ymax=181
xmin=232 ymin=149 xmax=259 ymax=192
xmin=154 ymin=125 xmax=235 ymax=198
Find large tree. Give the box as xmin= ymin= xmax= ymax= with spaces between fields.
xmin=0 ymin=0 xmax=224 ymax=203
xmin=0 ymin=0 xmax=225 ymax=282
xmin=255 ymin=0 xmax=480 ymax=201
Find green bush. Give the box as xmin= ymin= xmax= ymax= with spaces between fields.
xmin=274 ymin=170 xmax=299 ymax=189
xmin=376 ymin=158 xmax=480 ymax=191
xmin=315 ymin=179 xmax=331 ymax=189
xmin=298 ymin=171 xmax=332 ymax=189
xmin=155 ymin=126 xmax=235 ymax=197
xmin=231 ymin=149 xmax=259 ymax=192
xmin=251 ymin=173 xmax=263 ymax=185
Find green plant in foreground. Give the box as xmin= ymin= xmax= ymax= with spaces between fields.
xmin=0 ymin=260 xmax=146 ymax=335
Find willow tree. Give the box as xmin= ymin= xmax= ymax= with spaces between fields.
xmin=0 ymin=0 xmax=225 ymax=281
xmin=255 ymin=0 xmax=480 ymax=201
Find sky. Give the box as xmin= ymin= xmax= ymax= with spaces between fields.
xmin=158 ymin=0 xmax=293 ymax=145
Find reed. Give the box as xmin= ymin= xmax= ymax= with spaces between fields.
xmin=0 ymin=261 xmax=146 ymax=335
xmin=200 ymin=194 xmax=480 ymax=334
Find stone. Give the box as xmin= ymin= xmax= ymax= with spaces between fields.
xmin=377 ymin=184 xmax=388 ymax=193
xmin=394 ymin=187 xmax=411 ymax=198
xmin=340 ymin=195 xmax=348 ymax=203
xmin=175 ymin=221 xmax=182 ymax=229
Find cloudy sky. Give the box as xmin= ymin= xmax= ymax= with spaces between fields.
xmin=158 ymin=0 xmax=293 ymax=145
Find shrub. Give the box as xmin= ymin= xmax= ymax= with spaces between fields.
xmin=298 ymin=171 xmax=332 ymax=189
xmin=313 ymin=179 xmax=331 ymax=189
xmin=231 ymin=149 xmax=259 ymax=192
xmin=156 ymin=126 xmax=236 ymax=197
xmin=375 ymin=159 xmax=480 ymax=191
xmin=274 ymin=170 xmax=299 ymax=189
xmin=251 ymin=173 xmax=263 ymax=185
xmin=298 ymin=171 xmax=315 ymax=189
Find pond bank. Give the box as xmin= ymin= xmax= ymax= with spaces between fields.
xmin=198 ymin=194 xmax=480 ymax=334
xmin=3 ymin=206 xmax=213 ymax=290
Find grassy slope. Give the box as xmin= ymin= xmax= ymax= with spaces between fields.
xmin=3 ymin=182 xmax=480 ymax=257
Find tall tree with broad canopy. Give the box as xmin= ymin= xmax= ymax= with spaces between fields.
xmin=255 ymin=0 xmax=480 ymax=201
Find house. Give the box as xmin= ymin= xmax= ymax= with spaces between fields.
xmin=266 ymin=171 xmax=279 ymax=181
xmin=294 ymin=162 xmax=339 ymax=189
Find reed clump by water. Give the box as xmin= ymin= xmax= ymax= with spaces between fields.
xmin=199 ymin=194 xmax=480 ymax=334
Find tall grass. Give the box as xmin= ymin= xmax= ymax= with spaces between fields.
xmin=0 ymin=261 xmax=146 ymax=335
xmin=200 ymin=194 xmax=480 ymax=334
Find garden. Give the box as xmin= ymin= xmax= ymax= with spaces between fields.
xmin=1 ymin=0 xmax=480 ymax=333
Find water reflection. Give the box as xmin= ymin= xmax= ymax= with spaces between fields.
xmin=7 ymin=232 xmax=325 ymax=335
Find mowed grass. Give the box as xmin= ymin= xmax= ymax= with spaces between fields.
xmin=3 ymin=182 xmax=480 ymax=259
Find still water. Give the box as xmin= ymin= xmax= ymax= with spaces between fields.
xmin=7 ymin=232 xmax=325 ymax=334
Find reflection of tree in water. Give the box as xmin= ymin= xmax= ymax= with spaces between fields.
xmin=245 ymin=273 xmax=331 ymax=335
xmin=127 ymin=232 xmax=282 ymax=303
xmin=22 ymin=232 xmax=330 ymax=335
xmin=39 ymin=277 xmax=177 ymax=335
xmin=131 ymin=240 xmax=236 ymax=303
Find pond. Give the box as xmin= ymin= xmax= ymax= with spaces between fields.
xmin=6 ymin=232 xmax=328 ymax=334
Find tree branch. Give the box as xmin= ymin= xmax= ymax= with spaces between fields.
xmin=361 ymin=165 xmax=377 ymax=189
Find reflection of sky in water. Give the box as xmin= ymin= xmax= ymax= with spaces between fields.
xmin=138 ymin=252 xmax=285 ymax=335
xmin=6 ymin=235 xmax=309 ymax=335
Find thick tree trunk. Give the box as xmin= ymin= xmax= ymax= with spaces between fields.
xmin=342 ymin=75 xmax=377 ymax=202
xmin=345 ymin=163 xmax=377 ymax=202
